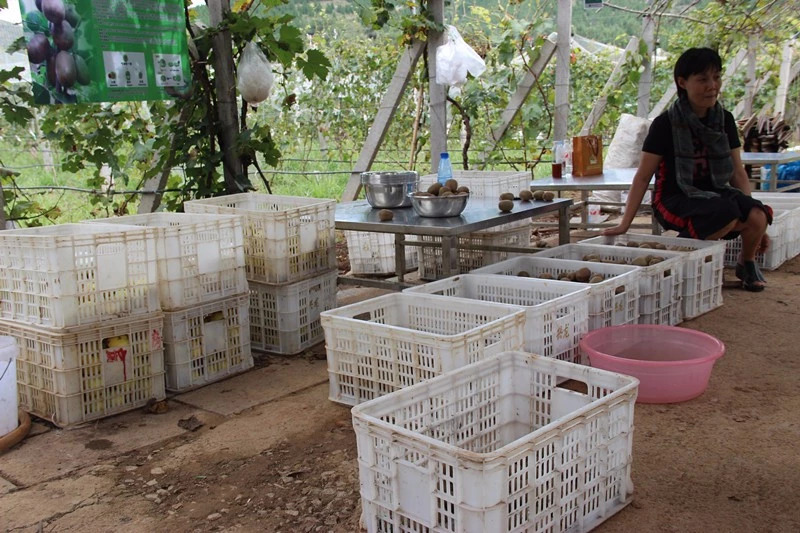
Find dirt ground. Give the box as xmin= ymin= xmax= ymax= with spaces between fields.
xmin=1 ymin=224 xmax=800 ymax=533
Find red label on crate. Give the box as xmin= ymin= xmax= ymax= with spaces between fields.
xmin=152 ymin=329 xmax=162 ymax=350
xmin=105 ymin=347 xmax=128 ymax=381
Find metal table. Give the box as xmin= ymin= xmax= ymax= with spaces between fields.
xmin=529 ymin=168 xmax=659 ymax=232
xmin=335 ymin=197 xmax=573 ymax=289
xmin=741 ymin=151 xmax=800 ymax=191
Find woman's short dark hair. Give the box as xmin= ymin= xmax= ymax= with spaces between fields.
xmin=674 ymin=47 xmax=723 ymax=98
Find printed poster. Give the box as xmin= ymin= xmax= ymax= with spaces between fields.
xmin=18 ymin=0 xmax=191 ymax=104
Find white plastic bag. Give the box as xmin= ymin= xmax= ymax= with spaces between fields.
xmin=237 ymin=41 xmax=274 ymax=105
xmin=435 ymin=26 xmax=486 ymax=88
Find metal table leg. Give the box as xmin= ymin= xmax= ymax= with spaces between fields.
xmin=394 ymin=233 xmax=406 ymax=283
xmin=441 ymin=235 xmax=458 ymax=277
xmin=558 ymin=204 xmax=570 ymax=244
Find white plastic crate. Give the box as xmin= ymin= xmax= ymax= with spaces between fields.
xmin=0 ymin=223 xmax=160 ymax=328
xmin=536 ymin=244 xmax=684 ymax=326
xmin=344 ymin=230 xmax=418 ymax=275
xmin=249 ymin=270 xmax=338 ymax=355
xmin=87 ymin=213 xmax=248 ymax=310
xmin=723 ymin=209 xmax=791 ymax=270
xmin=352 ymin=351 xmax=638 ymax=533
xmin=581 ymin=234 xmax=725 ymax=319
xmin=162 ymin=293 xmax=252 ymax=392
xmin=473 ymin=256 xmax=640 ymax=331
xmin=7 ymin=313 xmax=165 ymax=427
xmin=417 ymin=224 xmax=532 ymax=280
xmin=322 ymin=293 xmax=525 ymax=406
xmin=404 ymin=274 xmax=589 ymax=364
xmin=420 ymin=170 xmax=531 ymax=200
xmin=184 ymin=193 xmax=336 ymax=284
xmin=420 ymin=171 xmax=533 ymax=235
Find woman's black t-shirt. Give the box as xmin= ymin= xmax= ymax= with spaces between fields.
xmin=642 ymin=109 xmax=741 ymax=200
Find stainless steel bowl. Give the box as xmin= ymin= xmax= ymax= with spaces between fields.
xmin=409 ymin=193 xmax=470 ymax=217
xmin=361 ymin=171 xmax=419 ymax=208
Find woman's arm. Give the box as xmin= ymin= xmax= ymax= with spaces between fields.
xmin=603 ymin=152 xmax=662 ymax=236
xmin=729 ymin=148 xmax=752 ymax=195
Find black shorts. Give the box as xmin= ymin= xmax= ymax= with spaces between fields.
xmin=654 ymin=189 xmax=773 ymax=239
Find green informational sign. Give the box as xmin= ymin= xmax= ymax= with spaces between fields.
xmin=19 ymin=0 xmax=191 ymax=104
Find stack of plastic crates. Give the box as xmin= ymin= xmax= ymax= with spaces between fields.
xmin=581 ymin=234 xmax=726 ymax=320
xmin=88 ymin=213 xmax=252 ymax=392
xmin=417 ymin=171 xmax=533 ymax=280
xmin=185 ymin=193 xmax=339 ymax=355
xmin=536 ymin=243 xmax=685 ymax=326
xmin=352 ymin=351 xmax=639 ymax=533
xmin=473 ymin=256 xmax=641 ymax=331
xmin=0 ymin=224 xmax=164 ymax=427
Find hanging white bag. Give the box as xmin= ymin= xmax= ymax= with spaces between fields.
xmin=435 ymin=25 xmax=486 ymax=88
xmin=237 ymin=41 xmax=274 ymax=104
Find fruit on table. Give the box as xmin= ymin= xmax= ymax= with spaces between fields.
xmin=532 ymin=190 xmax=545 ymax=201
xmin=519 ymin=190 xmax=533 ymax=202
xmin=427 ymin=183 xmax=443 ymax=195
xmin=378 ymin=209 xmax=394 ymax=221
xmin=499 ymin=192 xmax=515 ymax=201
xmin=444 ymin=179 xmax=459 ymax=191
xmin=498 ymin=199 xmax=514 ymax=213
xmin=542 ymin=191 xmax=555 ymax=202
xmin=456 ymin=186 xmax=470 ymax=194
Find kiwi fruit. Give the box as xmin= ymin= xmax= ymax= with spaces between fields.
xmin=542 ymin=191 xmax=555 ymax=202
xmin=499 ymin=192 xmax=515 ymax=201
xmin=440 ymin=190 xmax=454 ymax=197
xmin=52 ymin=21 xmax=74 ymax=51
xmin=444 ymin=178 xmax=459 ymax=191
xmin=378 ymin=209 xmax=394 ymax=221
xmin=26 ymin=34 xmax=50 ymax=64
xmin=517 ymin=271 xmax=530 ymax=277
xmin=626 ymin=242 xmax=640 ymax=248
xmin=589 ymin=274 xmax=605 ymax=284
xmin=614 ymin=285 xmax=625 ymax=294
xmin=427 ymin=183 xmax=443 ymax=195
xmin=647 ymin=256 xmax=664 ymax=265
xmin=498 ymin=199 xmax=514 ymax=212
xmin=42 ymin=0 xmax=66 ymax=24
xmin=539 ymin=272 xmax=554 ymax=280
xmin=413 ymin=191 xmax=433 ymax=197
xmin=532 ymin=190 xmax=545 ymax=201
xmin=519 ymin=190 xmax=533 ymax=202
xmin=54 ymin=51 xmax=76 ymax=88
xmin=638 ymin=243 xmax=652 ymax=249
xmin=456 ymin=186 xmax=470 ymax=194
xmin=74 ymin=55 xmax=90 ymax=85
xmin=631 ymin=256 xmax=649 ymax=267
xmin=575 ymin=267 xmax=591 ymax=282
xmin=615 ymin=242 xmax=627 ymax=247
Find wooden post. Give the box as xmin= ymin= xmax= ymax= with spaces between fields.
xmin=636 ymin=14 xmax=654 ymax=118
xmin=775 ymin=40 xmax=795 ymax=117
xmin=428 ymin=0 xmax=447 ymax=173
xmin=554 ymin=0 xmax=572 ymax=141
xmin=207 ymin=0 xmax=246 ymax=193
xmin=481 ymin=38 xmax=557 ymax=162
xmin=341 ymin=40 xmax=426 ymax=201
xmin=579 ymin=37 xmax=640 ymax=136
xmin=743 ymin=34 xmax=758 ymax=118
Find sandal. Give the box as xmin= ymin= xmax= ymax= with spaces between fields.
xmin=736 ymin=260 xmax=766 ymax=292
xmin=735 ymin=261 xmax=767 ymax=284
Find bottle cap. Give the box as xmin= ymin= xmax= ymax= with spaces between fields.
xmin=440 ymin=152 xmax=449 ymax=159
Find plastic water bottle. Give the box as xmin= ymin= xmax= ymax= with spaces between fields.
xmin=437 ymin=152 xmax=453 ymax=185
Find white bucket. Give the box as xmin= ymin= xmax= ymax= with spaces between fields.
xmin=0 ymin=336 xmax=19 ymax=436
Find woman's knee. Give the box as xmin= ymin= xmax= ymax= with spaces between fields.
xmin=746 ymin=207 xmax=768 ymax=232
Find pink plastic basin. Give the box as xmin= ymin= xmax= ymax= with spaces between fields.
xmin=580 ymin=325 xmax=725 ymax=403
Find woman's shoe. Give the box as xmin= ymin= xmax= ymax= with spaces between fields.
xmin=736 ymin=260 xmax=766 ymax=292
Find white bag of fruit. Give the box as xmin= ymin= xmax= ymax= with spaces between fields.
xmin=237 ymin=41 xmax=274 ymax=104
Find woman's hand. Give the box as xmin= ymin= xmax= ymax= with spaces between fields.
xmin=603 ymin=223 xmax=630 ymax=237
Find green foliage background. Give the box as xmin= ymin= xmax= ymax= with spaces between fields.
xmin=1 ymin=0 xmax=798 ymax=225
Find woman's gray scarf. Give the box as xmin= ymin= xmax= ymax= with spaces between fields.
xmin=668 ymin=96 xmax=735 ymax=199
